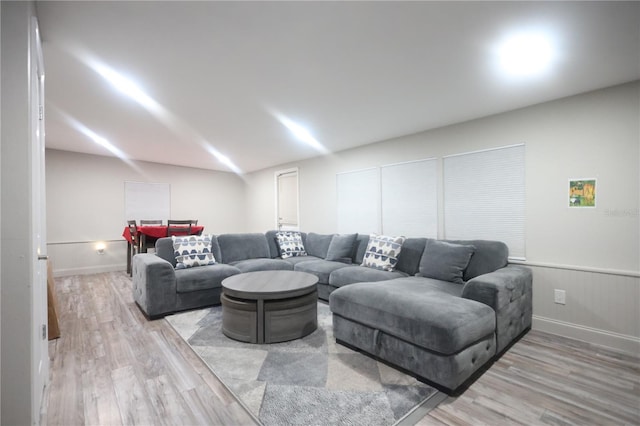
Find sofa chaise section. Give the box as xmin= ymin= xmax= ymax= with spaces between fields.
xmin=329 ymin=239 xmax=532 ymax=394
xmin=330 ymin=278 xmax=497 ymax=391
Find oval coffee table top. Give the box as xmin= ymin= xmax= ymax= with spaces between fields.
xmin=222 ymin=270 xmax=318 ymax=300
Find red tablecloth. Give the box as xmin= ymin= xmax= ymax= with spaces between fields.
xmin=122 ymin=225 xmax=205 ymax=242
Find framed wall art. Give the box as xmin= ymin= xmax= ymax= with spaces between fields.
xmin=569 ymin=178 xmax=596 ymax=208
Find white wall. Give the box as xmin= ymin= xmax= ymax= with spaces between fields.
xmin=45 ymin=150 xmax=247 ymax=275
xmin=245 ymin=82 xmax=640 ymax=353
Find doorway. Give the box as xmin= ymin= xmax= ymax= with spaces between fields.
xmin=275 ymin=168 xmax=299 ymax=231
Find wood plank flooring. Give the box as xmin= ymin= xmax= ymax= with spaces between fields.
xmin=43 ymin=272 xmax=640 ymax=425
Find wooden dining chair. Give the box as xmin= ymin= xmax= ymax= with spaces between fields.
xmin=127 ymin=220 xmax=140 ymax=275
xmin=140 ymin=219 xmax=163 ymax=225
xmin=167 ymin=220 xmax=193 ymax=237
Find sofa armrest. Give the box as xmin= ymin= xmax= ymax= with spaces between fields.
xmin=132 ymin=254 xmax=178 ymax=319
xmin=461 ymin=265 xmax=532 ymax=312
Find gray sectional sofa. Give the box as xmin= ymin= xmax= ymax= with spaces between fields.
xmin=132 ymin=230 xmax=532 ymax=394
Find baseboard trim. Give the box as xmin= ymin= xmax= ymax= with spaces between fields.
xmin=53 ymin=264 xmax=126 ymax=277
xmin=532 ymin=315 xmax=640 ymax=355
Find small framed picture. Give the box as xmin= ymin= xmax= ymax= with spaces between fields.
xmin=569 ymin=179 xmax=596 ymax=208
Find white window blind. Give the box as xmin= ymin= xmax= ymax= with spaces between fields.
xmin=443 ymin=144 xmax=525 ymax=259
xmin=381 ymin=159 xmax=438 ymax=237
xmin=337 ymin=168 xmax=380 ymax=234
xmin=124 ymin=181 xmax=171 ymax=222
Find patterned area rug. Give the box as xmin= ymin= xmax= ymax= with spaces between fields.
xmin=167 ymin=302 xmax=444 ymax=426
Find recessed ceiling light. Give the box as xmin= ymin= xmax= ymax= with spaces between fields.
xmin=496 ymin=31 xmax=556 ymax=78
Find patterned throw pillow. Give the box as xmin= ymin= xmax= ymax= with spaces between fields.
xmin=276 ymin=231 xmax=307 ymax=259
xmin=361 ymin=234 xmax=406 ymax=272
xmin=173 ymin=234 xmax=216 ymax=270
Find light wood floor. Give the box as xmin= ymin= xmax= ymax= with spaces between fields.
xmin=43 ymin=271 xmax=640 ymax=426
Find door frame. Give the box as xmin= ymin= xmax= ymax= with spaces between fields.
xmin=274 ymin=167 xmax=300 ymax=231
xmin=30 ymin=14 xmax=49 ymax=424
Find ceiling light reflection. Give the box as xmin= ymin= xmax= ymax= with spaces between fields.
xmin=495 ymin=30 xmax=557 ymax=78
xmin=206 ymin=146 xmax=243 ymax=175
xmin=65 ymin=115 xmax=127 ymax=158
xmin=277 ymin=115 xmax=328 ymax=154
xmin=87 ymin=59 xmax=161 ymax=113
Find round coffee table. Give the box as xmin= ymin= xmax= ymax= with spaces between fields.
xmin=221 ymin=270 xmax=319 ymax=343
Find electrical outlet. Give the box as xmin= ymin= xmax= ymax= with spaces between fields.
xmin=554 ymin=289 xmax=566 ymax=305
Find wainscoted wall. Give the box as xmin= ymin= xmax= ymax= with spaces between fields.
xmin=47 ymin=240 xmax=127 ymax=276
xmin=520 ymin=262 xmax=640 ymax=354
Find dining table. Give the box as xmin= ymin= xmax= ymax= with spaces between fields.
xmin=122 ymin=225 xmax=204 ymax=274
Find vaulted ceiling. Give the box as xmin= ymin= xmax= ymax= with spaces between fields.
xmin=37 ymin=1 xmax=640 ymax=173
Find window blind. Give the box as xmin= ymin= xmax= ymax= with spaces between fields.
xmin=336 ymin=168 xmax=380 ymax=234
xmin=443 ymin=144 xmax=525 ymax=259
xmin=381 ymin=159 xmax=438 ymax=237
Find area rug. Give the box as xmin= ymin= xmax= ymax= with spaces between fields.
xmin=167 ymin=302 xmax=445 ymax=426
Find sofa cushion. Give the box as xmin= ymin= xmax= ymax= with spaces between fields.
xmin=353 ymin=234 xmax=370 ymax=264
xmin=218 ymin=233 xmax=270 ymax=263
xmin=329 ymin=265 xmax=408 ymax=288
xmin=329 ymin=279 xmax=495 ymax=354
xmin=361 ymin=234 xmax=406 ymax=271
xmin=265 ymin=230 xmax=282 ymax=258
xmin=276 ymin=231 xmax=307 ymax=259
xmin=396 ymin=276 xmax=465 ymax=297
xmin=175 ymin=264 xmax=240 ymax=293
xmin=229 ymin=258 xmax=293 ymax=273
xmin=173 ymin=234 xmax=217 ymax=269
xmin=282 ymin=255 xmax=324 ymax=266
xmin=394 ymin=238 xmax=427 ymax=275
xmin=325 ymin=233 xmax=357 ymax=261
xmin=446 ymin=239 xmax=509 ymax=281
xmin=418 ymin=239 xmax=475 ymax=284
xmin=294 ymin=259 xmax=352 ymax=285
xmin=305 ymin=233 xmax=334 ymax=258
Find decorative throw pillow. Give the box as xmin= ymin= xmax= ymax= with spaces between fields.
xmin=276 ymin=231 xmax=307 ymax=259
xmin=325 ymin=233 xmax=357 ymax=261
xmin=361 ymin=234 xmax=406 ymax=272
xmin=417 ymin=239 xmax=475 ymax=284
xmin=173 ymin=234 xmax=216 ymax=270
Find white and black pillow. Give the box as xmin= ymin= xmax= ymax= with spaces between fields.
xmin=361 ymin=233 xmax=406 ymax=272
xmin=276 ymin=231 xmax=307 ymax=259
xmin=173 ymin=234 xmax=216 ymax=269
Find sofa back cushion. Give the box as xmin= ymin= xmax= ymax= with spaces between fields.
xmin=395 ymin=238 xmax=427 ymax=275
xmin=445 ymin=239 xmax=508 ymax=280
xmin=417 ymin=239 xmax=475 ymax=284
xmin=155 ymin=236 xmax=222 ymax=268
xmin=305 ymin=233 xmax=334 ymax=258
xmin=218 ymin=233 xmax=270 ymax=263
xmin=326 ymin=233 xmax=358 ymax=261
xmin=353 ymin=234 xmax=371 ymax=264
xmin=265 ymin=230 xmax=282 ymax=258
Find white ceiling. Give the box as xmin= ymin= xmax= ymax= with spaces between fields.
xmin=37 ymin=1 xmax=640 ymax=174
